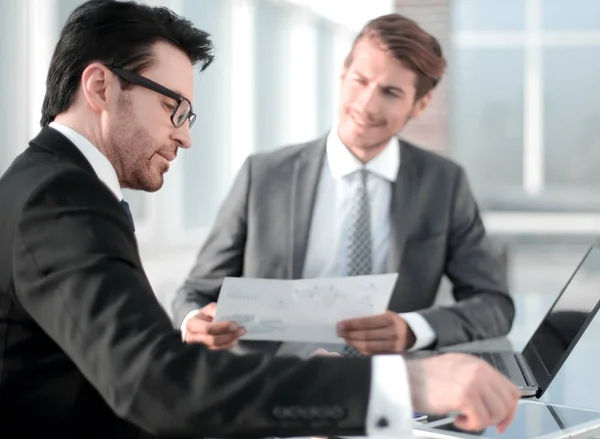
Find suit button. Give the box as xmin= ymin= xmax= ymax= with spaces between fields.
xmin=331 ymin=406 xmax=346 ymax=420
xmin=272 ymin=406 xmax=284 ymax=419
xmin=377 ymin=417 xmax=389 ymax=428
xmin=309 ymin=407 xmax=320 ymax=419
xmin=287 ymin=406 xmax=300 ymax=418
xmin=296 ymin=407 xmax=310 ymax=420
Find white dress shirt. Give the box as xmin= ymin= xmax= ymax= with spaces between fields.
xmin=301 ymin=128 xmax=436 ymax=350
xmin=49 ymin=122 xmax=415 ymax=436
xmin=49 ymin=122 xmax=123 ymax=202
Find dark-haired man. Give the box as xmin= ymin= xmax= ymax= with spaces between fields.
xmin=0 ymin=2 xmax=519 ymax=438
xmin=174 ymin=13 xmax=514 ymax=357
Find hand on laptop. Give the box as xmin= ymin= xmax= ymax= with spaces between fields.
xmin=184 ymin=302 xmax=246 ymax=349
xmin=406 ymin=353 xmax=520 ymax=433
xmin=337 ymin=311 xmax=416 ymax=354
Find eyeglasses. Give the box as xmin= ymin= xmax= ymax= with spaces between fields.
xmin=107 ymin=66 xmax=196 ymax=129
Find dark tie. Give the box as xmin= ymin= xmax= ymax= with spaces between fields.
xmin=343 ymin=169 xmax=372 ymax=358
xmin=120 ymin=199 xmax=135 ymax=232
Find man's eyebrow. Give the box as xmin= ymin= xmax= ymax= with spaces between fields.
xmin=352 ymin=70 xmax=406 ymax=95
xmin=381 ymin=85 xmax=405 ymax=95
xmin=170 ymin=89 xmax=186 ymax=98
xmin=169 ymin=90 xmax=194 ymax=104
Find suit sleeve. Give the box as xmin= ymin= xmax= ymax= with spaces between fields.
xmin=171 ymin=156 xmax=252 ymax=328
xmin=13 ymin=169 xmax=374 ymax=438
xmin=418 ymin=168 xmax=515 ymax=347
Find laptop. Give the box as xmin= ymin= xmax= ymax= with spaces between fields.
xmin=445 ymin=241 xmax=600 ymax=398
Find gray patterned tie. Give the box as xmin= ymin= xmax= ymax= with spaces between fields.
xmin=343 ymin=169 xmax=372 ymax=357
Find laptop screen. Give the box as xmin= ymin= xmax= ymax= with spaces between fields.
xmin=522 ymin=244 xmax=600 ymax=396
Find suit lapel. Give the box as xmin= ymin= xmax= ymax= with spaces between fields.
xmin=30 ymin=126 xmax=95 ymax=174
xmin=387 ymin=139 xmax=419 ymax=272
xmin=290 ymin=136 xmax=327 ymax=278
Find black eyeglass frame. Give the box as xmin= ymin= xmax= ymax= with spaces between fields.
xmin=107 ymin=66 xmax=196 ymax=128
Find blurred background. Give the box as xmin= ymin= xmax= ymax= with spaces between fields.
xmin=1 ymin=0 xmax=600 ymax=382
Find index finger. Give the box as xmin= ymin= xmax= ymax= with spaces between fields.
xmin=206 ymin=320 xmax=240 ymax=335
xmin=496 ymin=402 xmax=517 ymax=434
xmin=454 ymin=394 xmax=490 ymax=432
xmin=338 ymin=314 xmax=390 ymax=332
xmin=489 ymin=376 xmax=520 ymax=433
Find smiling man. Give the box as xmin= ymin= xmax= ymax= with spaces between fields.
xmin=173 ymin=13 xmax=515 ymax=357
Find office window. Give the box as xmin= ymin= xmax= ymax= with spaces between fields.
xmin=453 ymin=0 xmax=525 ymax=32
xmin=543 ymin=47 xmax=600 ymax=211
xmin=181 ymin=0 xmax=231 ymax=229
xmin=452 ymin=49 xmax=524 ymax=208
xmin=0 ymin=0 xmax=27 ymax=176
xmin=254 ymin=0 xmax=290 ymax=152
xmin=543 ymin=0 xmax=600 ymax=31
xmin=452 ymin=0 xmax=600 ymax=213
xmin=315 ymin=17 xmax=336 ymax=136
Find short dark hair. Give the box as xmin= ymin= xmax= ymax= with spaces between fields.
xmin=345 ymin=13 xmax=446 ymax=101
xmin=41 ymin=0 xmax=214 ymax=126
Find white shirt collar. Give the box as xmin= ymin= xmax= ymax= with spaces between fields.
xmin=49 ymin=122 xmax=123 ymax=201
xmin=326 ymin=125 xmax=400 ymax=182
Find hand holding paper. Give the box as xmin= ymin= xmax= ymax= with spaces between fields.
xmin=337 ymin=311 xmax=417 ymax=354
xmin=184 ymin=302 xmax=246 ymax=349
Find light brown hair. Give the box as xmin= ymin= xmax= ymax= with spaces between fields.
xmin=345 ymin=13 xmax=446 ymax=101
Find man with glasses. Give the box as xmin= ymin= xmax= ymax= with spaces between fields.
xmin=0 ymin=1 xmax=519 ymax=438
xmin=108 ymin=66 xmax=197 ymax=129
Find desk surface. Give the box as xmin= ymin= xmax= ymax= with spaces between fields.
xmin=414 ymin=399 xmax=600 ymax=439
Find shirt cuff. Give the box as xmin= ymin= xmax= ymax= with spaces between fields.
xmin=180 ymin=309 xmax=201 ymax=342
xmin=366 ymin=355 xmax=413 ymax=436
xmin=400 ymin=312 xmax=436 ymax=351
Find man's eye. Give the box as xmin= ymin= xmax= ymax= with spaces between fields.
xmin=163 ymin=103 xmax=175 ymax=111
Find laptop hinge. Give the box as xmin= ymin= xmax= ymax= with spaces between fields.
xmin=515 ymin=352 xmax=538 ymax=387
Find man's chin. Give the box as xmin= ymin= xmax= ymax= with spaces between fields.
xmin=140 ymin=174 xmax=164 ymax=193
xmin=346 ymin=134 xmax=387 ymax=151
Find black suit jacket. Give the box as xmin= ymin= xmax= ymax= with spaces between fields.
xmin=172 ymin=135 xmax=514 ymax=353
xmin=0 ymin=127 xmax=373 ymax=438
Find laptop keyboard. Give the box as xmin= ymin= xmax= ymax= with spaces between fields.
xmin=475 ymin=352 xmax=512 ymax=378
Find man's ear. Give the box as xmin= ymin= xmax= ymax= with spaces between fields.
xmin=80 ymin=63 xmax=112 ymax=113
xmin=410 ymin=90 xmax=434 ymax=120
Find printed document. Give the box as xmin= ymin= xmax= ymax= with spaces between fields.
xmin=213 ymin=274 xmax=398 ymax=343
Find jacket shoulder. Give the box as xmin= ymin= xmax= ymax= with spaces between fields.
xmin=400 ymin=139 xmax=464 ymax=176
xmin=252 ymin=136 xmax=325 ymax=165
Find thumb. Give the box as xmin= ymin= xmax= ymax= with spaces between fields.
xmin=200 ymin=302 xmax=217 ymax=320
xmin=453 ymin=413 xmax=484 ymax=433
xmin=311 ymin=348 xmax=341 ymax=358
xmin=311 ymin=348 xmax=329 ymax=357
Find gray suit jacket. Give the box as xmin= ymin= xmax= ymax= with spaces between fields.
xmin=172 ymin=135 xmax=514 ymax=351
